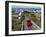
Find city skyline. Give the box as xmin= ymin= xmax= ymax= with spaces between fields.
xmin=12 ymin=5 xmax=41 ymax=13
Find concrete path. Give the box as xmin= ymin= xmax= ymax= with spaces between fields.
xmin=31 ymin=21 xmax=40 ymax=30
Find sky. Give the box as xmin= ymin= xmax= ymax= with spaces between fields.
xmin=12 ymin=5 xmax=41 ymax=12
xmin=12 ymin=5 xmax=41 ymax=9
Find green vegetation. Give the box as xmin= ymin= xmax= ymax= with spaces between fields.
xmin=12 ymin=11 xmax=41 ymax=31
xmin=31 ymin=12 xmax=41 ymax=27
xmin=12 ymin=16 xmax=22 ymax=31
